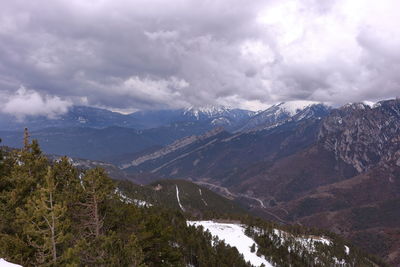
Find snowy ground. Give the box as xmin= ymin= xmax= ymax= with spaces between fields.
xmin=115 ymin=188 xmax=152 ymax=207
xmin=272 ymin=229 xmax=333 ymax=253
xmin=175 ymin=185 xmax=185 ymax=211
xmin=0 ymin=259 xmax=22 ymax=267
xmin=187 ymin=221 xmax=273 ymax=267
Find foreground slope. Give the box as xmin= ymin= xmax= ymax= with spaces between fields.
xmin=0 ymin=143 xmax=253 ymax=267
xmin=187 ymin=221 xmax=273 ymax=267
xmin=1 ymin=142 xmax=385 ymax=266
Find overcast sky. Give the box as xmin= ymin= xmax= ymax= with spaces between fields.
xmin=0 ymin=0 xmax=399 ymax=117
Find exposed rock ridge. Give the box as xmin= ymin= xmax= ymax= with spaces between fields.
xmin=239 ymin=103 xmax=330 ymax=132
xmin=121 ymin=127 xmax=225 ymax=169
xmin=318 ymin=99 xmax=400 ymax=172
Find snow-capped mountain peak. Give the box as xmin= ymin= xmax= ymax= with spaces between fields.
xmin=238 ymin=100 xmax=330 ymax=131
xmin=277 ymin=100 xmax=322 ymax=116
xmin=183 ymin=106 xmax=231 ymax=119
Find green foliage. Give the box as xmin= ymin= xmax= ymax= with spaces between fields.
xmin=0 ymin=140 xmax=387 ymax=266
xmin=242 ymin=217 xmax=388 ymax=267
xmin=117 ymin=179 xmax=247 ymax=219
xmin=16 ymin=167 xmax=70 ymax=265
xmin=0 ymin=141 xmax=252 ymax=267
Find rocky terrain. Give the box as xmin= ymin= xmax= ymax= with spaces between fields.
xmin=1 ymin=99 xmax=398 ymax=264
xmin=124 ymin=99 xmax=400 ymax=265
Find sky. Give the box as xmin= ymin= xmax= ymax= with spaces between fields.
xmin=0 ymin=0 xmax=399 ymax=117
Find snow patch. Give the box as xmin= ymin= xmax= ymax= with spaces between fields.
xmin=0 ymin=259 xmax=22 ymax=267
xmin=333 ymin=257 xmax=346 ymax=265
xmin=362 ymin=101 xmax=375 ymax=108
xmin=273 ymin=229 xmax=332 ymax=253
xmin=279 ymin=101 xmax=320 ymax=116
xmin=187 ymin=221 xmax=273 ymax=267
xmin=211 ymin=117 xmax=231 ymax=125
xmin=176 ymin=185 xmax=185 ymax=212
xmin=184 ymin=106 xmax=231 ymax=119
xmin=345 ymin=245 xmax=350 ymax=255
xmin=77 ymin=116 xmax=88 ymax=123
xmin=115 ymin=188 xmax=152 ymax=207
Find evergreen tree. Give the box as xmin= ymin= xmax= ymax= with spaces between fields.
xmin=78 ymin=167 xmax=114 ymax=239
xmin=0 ymin=138 xmax=386 ymax=267
xmin=0 ymin=139 xmax=48 ymax=264
xmin=16 ymin=167 xmax=70 ymax=265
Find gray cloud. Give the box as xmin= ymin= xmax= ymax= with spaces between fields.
xmin=0 ymin=0 xmax=399 ymax=115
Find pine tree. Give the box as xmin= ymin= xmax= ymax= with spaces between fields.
xmin=51 ymin=157 xmax=81 ymax=207
xmin=78 ymin=167 xmax=114 ymax=239
xmin=16 ymin=166 xmax=70 ymax=265
xmin=251 ymin=243 xmax=256 ymax=253
xmin=23 ymin=128 xmax=29 ymax=150
xmin=0 ymin=138 xmax=48 ymax=264
xmin=69 ymin=168 xmax=116 ymax=265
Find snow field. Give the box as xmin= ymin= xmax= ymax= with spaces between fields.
xmin=187 ymin=221 xmax=273 ymax=267
xmin=0 ymin=259 xmax=22 ymax=267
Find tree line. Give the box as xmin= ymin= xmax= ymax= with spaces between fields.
xmin=0 ymin=138 xmax=251 ymax=266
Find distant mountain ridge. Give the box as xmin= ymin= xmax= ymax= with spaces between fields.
xmin=0 ymin=101 xmax=329 ymax=132
xmin=1 ymin=99 xmax=397 ymax=264
xmin=0 ymin=105 xmax=255 ymax=131
xmin=0 ymin=101 xmax=328 ymax=162
xmin=238 ymin=101 xmax=330 ymax=131
xmin=121 ymin=98 xmax=400 ymax=265
xmin=0 ymin=106 xmax=136 ymax=131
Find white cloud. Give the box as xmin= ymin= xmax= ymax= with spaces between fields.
xmin=1 ymin=87 xmax=72 ymax=119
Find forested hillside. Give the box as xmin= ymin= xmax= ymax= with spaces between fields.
xmin=0 ymin=141 xmax=251 ymax=266
xmin=0 ymin=140 xmax=386 ymax=266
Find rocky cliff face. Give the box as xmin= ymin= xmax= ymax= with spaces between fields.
xmin=318 ymin=99 xmax=400 ymax=172
xmin=238 ymin=101 xmax=330 ymax=132
xmin=123 ymin=99 xmax=400 ymax=265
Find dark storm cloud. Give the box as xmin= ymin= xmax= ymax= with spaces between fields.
xmin=0 ymin=0 xmax=399 ymax=116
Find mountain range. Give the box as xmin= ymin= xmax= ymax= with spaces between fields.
xmin=0 ymin=143 xmax=383 ymax=266
xmin=0 ymin=99 xmax=398 ymax=265
xmin=0 ymin=101 xmax=328 ymax=162
xmin=0 ymin=105 xmax=255 ymax=131
xmin=118 ymin=99 xmax=400 ymax=265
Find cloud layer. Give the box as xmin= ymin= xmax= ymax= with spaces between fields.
xmin=1 ymin=87 xmax=72 ymax=119
xmin=0 ymin=0 xmax=399 ymax=114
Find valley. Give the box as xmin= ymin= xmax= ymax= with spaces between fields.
xmin=1 ymin=99 xmax=398 ymax=266
xmin=2 ymin=0 xmax=399 ymax=265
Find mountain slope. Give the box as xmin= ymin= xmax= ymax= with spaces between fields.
xmin=124 ymin=117 xmax=324 ymax=184
xmin=117 ymin=179 xmax=247 ymax=218
xmin=238 ymin=101 xmax=330 ymax=132
xmin=0 ymin=106 xmax=140 ymax=131
xmin=0 ymin=124 xmax=228 ymax=162
xmin=123 ymin=99 xmax=400 ymax=265
xmin=0 ymin=105 xmax=255 ymax=131
xmin=116 ymin=178 xmax=385 ymax=266
xmin=1 ymin=142 xmax=385 ymax=267
xmin=0 ymin=105 xmax=256 ymax=162
xmin=131 ymin=106 xmax=255 ymax=130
